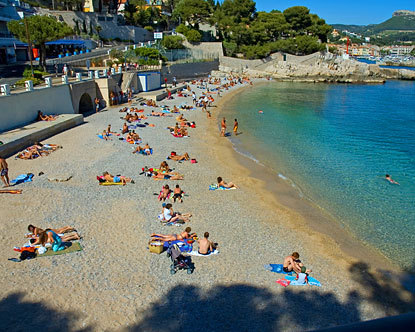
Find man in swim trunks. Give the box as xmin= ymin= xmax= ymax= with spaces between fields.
xmin=198 ymin=232 xmax=216 ymax=255
xmin=103 ymin=171 xmax=133 ymax=185
xmin=151 ymin=227 xmax=195 ymax=242
xmin=283 ymin=252 xmax=303 ymax=273
xmin=220 ymin=117 xmax=226 ymax=137
xmin=0 ymin=157 xmax=10 ymax=187
xmin=153 ymin=171 xmax=184 ymax=180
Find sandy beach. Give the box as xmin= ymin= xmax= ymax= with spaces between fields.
xmin=1 ymin=77 xmax=414 ymax=331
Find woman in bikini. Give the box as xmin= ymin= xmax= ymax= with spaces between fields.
xmin=151 ymin=227 xmax=195 ymax=242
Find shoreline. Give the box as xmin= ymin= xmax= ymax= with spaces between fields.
xmin=208 ymin=81 xmax=399 ymax=272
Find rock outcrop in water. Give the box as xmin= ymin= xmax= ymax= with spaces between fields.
xmin=218 ymin=52 xmax=415 ymax=83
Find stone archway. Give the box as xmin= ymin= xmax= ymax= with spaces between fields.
xmin=78 ymin=93 xmax=93 ymax=114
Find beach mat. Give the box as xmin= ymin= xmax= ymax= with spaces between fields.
xmin=99 ymin=181 xmax=124 ymax=186
xmin=284 ymin=275 xmax=321 ymax=287
xmin=264 ymin=264 xmax=293 ymax=276
xmin=189 ymin=250 xmax=219 ymax=257
xmin=209 ymin=184 xmax=236 ymax=191
xmin=10 ymin=173 xmax=34 ymax=185
xmin=38 ymin=242 xmax=82 ymax=257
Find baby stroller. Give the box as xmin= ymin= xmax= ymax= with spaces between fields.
xmin=167 ymin=244 xmax=194 ymax=274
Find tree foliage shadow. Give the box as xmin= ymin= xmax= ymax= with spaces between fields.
xmin=127 ymin=261 xmax=415 ymax=331
xmin=0 ymin=292 xmax=92 ymax=332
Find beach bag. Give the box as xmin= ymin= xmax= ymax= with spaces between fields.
xmin=191 ymin=159 xmax=197 ymax=164
xmin=20 ymin=251 xmax=36 ymax=260
xmin=149 ymin=240 xmax=164 ymax=254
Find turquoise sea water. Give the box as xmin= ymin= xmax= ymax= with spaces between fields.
xmin=222 ymin=81 xmax=415 ymax=267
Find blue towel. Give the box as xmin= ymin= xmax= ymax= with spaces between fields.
xmin=10 ymin=173 xmax=34 ymax=185
xmin=285 ymin=275 xmax=321 ymax=286
xmin=264 ymin=264 xmax=293 ymax=276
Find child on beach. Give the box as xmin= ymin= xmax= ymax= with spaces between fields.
xmin=0 ymin=157 xmax=10 ymax=187
xmin=173 ymin=184 xmax=183 ymax=203
xmin=233 ymin=119 xmax=238 ymax=135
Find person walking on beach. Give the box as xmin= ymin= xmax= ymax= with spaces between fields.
xmin=233 ymin=119 xmax=238 ymax=135
xmin=0 ymin=156 xmax=10 ymax=187
xmin=220 ymin=117 xmax=226 ymax=137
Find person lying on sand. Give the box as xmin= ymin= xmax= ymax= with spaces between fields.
xmin=132 ymin=143 xmax=151 ymax=155
xmin=217 ymin=176 xmax=238 ymax=189
xmin=198 ymin=232 xmax=217 ymax=255
xmin=103 ymin=171 xmax=134 ymax=185
xmin=176 ymin=114 xmax=187 ymax=122
xmin=159 ymin=185 xmax=171 ymax=202
xmin=27 ymin=224 xmax=76 ymax=238
xmin=283 ymin=252 xmax=304 ymax=274
xmin=168 ymin=152 xmax=190 ymax=161
xmin=33 ymin=229 xmax=79 ymax=252
xmin=0 ymin=156 xmax=10 ymax=187
xmin=153 ymin=171 xmax=183 ymax=180
xmin=159 ymin=203 xmax=191 ymax=223
xmin=151 ymin=110 xmax=168 ymax=117
xmin=385 ymin=174 xmax=399 ymax=185
xmin=180 ymin=127 xmax=188 ymax=137
xmin=37 ymin=111 xmax=57 ymax=121
xmin=151 ymin=227 xmax=195 ymax=242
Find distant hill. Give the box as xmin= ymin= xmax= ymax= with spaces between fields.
xmin=332 ymin=12 xmax=415 ymax=36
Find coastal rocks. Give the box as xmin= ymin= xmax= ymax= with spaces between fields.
xmin=219 ymin=53 xmax=415 ymax=83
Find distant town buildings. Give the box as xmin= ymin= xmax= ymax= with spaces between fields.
xmin=393 ymin=10 xmax=415 ymax=17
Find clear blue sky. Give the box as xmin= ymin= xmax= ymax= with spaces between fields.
xmin=254 ymin=0 xmax=415 ymax=25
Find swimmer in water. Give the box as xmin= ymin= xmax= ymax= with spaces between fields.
xmin=385 ymin=174 xmax=399 ymax=185
xmin=259 ymin=110 xmax=263 ymax=114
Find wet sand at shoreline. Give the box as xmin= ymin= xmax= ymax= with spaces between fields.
xmin=0 ymin=78 xmax=414 ymax=331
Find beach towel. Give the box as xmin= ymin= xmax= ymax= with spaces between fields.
xmin=38 ymin=242 xmax=82 ymax=257
xmin=189 ymin=249 xmax=219 ymax=257
xmin=283 ymin=275 xmax=321 ymax=287
xmin=276 ymin=279 xmax=291 ymax=287
xmin=0 ymin=189 xmax=22 ymax=194
xmin=264 ymin=264 xmax=293 ymax=276
xmin=10 ymin=173 xmax=34 ymax=185
xmin=138 ymin=148 xmax=153 ymax=155
xmin=209 ymin=184 xmax=236 ymax=191
xmin=170 ymin=132 xmax=188 ymax=138
xmin=99 ymin=181 xmax=124 ymax=186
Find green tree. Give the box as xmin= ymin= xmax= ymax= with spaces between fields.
xmin=283 ymin=6 xmax=311 ymax=35
xmin=8 ymin=15 xmax=73 ymax=70
xmin=173 ymin=0 xmax=212 ymax=28
xmin=161 ymin=35 xmax=185 ymax=49
xmin=185 ymin=29 xmax=202 ymax=43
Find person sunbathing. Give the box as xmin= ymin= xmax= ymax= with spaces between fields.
xmin=33 ymin=229 xmax=79 ymax=252
xmin=159 ymin=161 xmax=170 ymax=173
xmin=153 ymin=171 xmax=183 ymax=180
xmin=176 ymin=114 xmax=187 ymax=122
xmin=173 ymin=184 xmax=183 ymax=203
xmin=159 ymin=184 xmax=171 ymax=201
xmin=217 ymin=176 xmax=238 ymax=188
xmin=27 ymin=224 xmax=76 ymax=237
xmin=151 ymin=227 xmax=195 ymax=242
xmin=198 ymin=232 xmax=217 ymax=255
xmin=283 ymin=252 xmax=303 ymax=274
xmin=151 ymin=110 xmax=166 ymax=117
xmin=122 ymin=123 xmax=129 ymax=134
xmin=173 ymin=106 xmax=179 ymax=113
xmin=35 ymin=142 xmax=61 ymax=151
xmin=180 ymin=127 xmax=188 ymax=136
xmin=37 ymin=111 xmax=57 ymax=121
xmin=107 ymin=124 xmax=115 ymax=134
xmin=103 ymin=171 xmax=133 ymax=185
xmin=168 ymin=152 xmax=190 ymax=161
xmin=101 ymin=130 xmax=110 ymax=140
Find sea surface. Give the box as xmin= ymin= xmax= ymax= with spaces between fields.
xmin=221 ymin=81 xmax=415 ymax=268
xmin=357 ymin=58 xmax=415 ymax=71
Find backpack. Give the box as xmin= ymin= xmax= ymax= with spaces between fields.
xmin=20 ymin=251 xmax=37 ymax=260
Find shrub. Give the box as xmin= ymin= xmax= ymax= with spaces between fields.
xmin=185 ymin=29 xmax=202 ymax=43
xmin=15 ymin=77 xmax=43 ymax=86
xmin=223 ymin=41 xmax=238 ymax=57
xmin=144 ymin=26 xmax=154 ymax=32
xmin=161 ymin=35 xmax=185 ymax=49
xmin=175 ymin=24 xmax=189 ymax=35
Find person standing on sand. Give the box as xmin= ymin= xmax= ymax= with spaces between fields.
xmin=220 ymin=117 xmax=226 ymax=137
xmin=233 ymin=119 xmax=238 ymax=135
xmin=283 ymin=252 xmax=303 ymax=273
xmin=0 ymin=156 xmax=10 ymax=187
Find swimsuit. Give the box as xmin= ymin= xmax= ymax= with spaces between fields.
xmin=1 ymin=168 xmax=8 ymax=176
xmin=198 ymin=250 xmax=211 ymax=256
xmin=113 ymin=176 xmax=121 ymax=183
xmin=283 ymin=267 xmax=290 ymax=273
xmin=46 ymin=230 xmax=65 ymax=252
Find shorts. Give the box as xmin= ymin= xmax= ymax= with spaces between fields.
xmin=173 ymin=193 xmax=182 ymax=200
xmin=164 ymin=175 xmax=171 ymax=180
xmin=113 ymin=176 xmax=121 ymax=183
xmin=1 ymin=168 xmax=8 ymax=176
xmin=198 ymin=250 xmax=211 ymax=256
xmin=283 ymin=267 xmax=290 ymax=273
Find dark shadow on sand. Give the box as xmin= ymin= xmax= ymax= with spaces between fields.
xmin=126 ymin=261 xmax=415 ymax=331
xmin=0 ymin=292 xmax=93 ymax=331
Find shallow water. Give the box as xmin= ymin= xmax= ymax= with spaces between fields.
xmin=222 ymin=81 xmax=415 ymax=268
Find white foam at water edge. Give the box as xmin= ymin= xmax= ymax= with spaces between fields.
xmin=278 ymin=173 xmax=304 ymax=198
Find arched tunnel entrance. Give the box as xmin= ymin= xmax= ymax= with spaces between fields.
xmin=78 ymin=93 xmax=93 ymax=114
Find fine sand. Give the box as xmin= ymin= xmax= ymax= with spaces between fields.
xmin=1 ymin=78 xmax=414 ymax=331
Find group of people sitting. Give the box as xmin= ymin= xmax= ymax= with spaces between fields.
xmin=158 ymin=184 xmax=184 ymax=203
xmin=151 ymin=227 xmax=217 ymax=255
xmin=123 ymin=112 xmax=147 ymax=123
xmin=133 ymin=143 xmax=152 ymax=155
